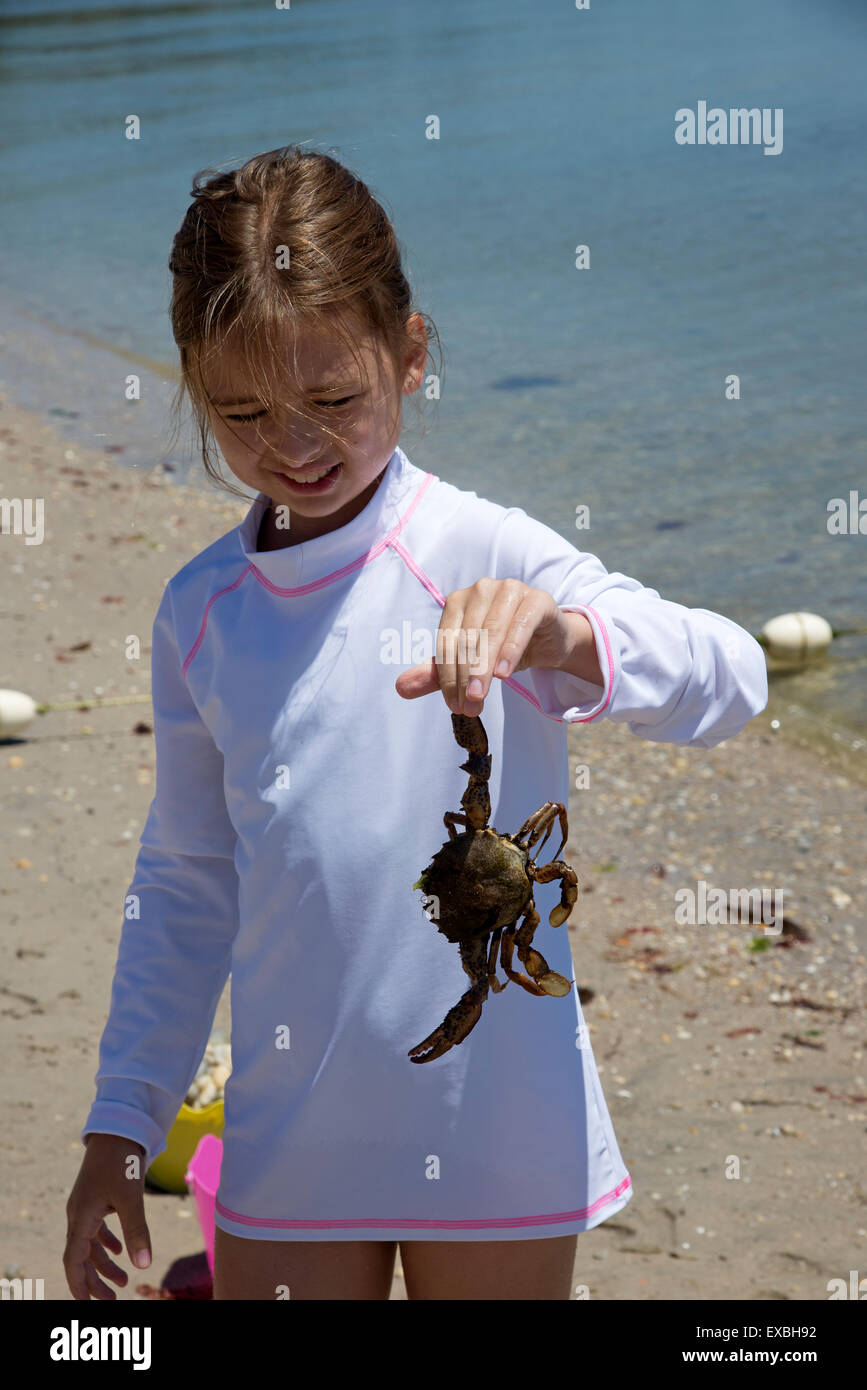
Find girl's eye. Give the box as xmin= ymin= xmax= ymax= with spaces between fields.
xmin=227 ymin=396 xmax=356 ymax=422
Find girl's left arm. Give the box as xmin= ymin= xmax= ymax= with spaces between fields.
xmin=492 ymin=505 xmax=769 ymax=749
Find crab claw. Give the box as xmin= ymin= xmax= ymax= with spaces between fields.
xmin=408 ymin=994 xmax=484 ymax=1063
xmin=523 ymin=947 xmax=574 ymax=998
xmin=535 ymin=971 xmax=573 ymax=997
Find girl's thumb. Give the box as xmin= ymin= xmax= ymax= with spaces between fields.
xmin=117 ymin=1193 xmax=152 ymax=1268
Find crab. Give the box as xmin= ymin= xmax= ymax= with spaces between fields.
xmin=408 ymin=712 xmax=579 ymax=1063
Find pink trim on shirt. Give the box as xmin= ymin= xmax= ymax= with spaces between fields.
xmin=214 ymin=1174 xmax=632 ymax=1231
xmin=564 ymin=604 xmax=616 ymax=721
xmin=181 ymin=568 xmax=250 ymax=676
xmin=246 ymin=471 xmax=436 ymax=599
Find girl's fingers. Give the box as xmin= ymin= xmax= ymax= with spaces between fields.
xmin=89 ymin=1238 xmax=129 ymax=1288
xmin=465 ymin=583 xmax=537 ymax=707
xmin=96 ymin=1219 xmax=123 ymax=1254
xmin=452 ymin=595 xmax=490 ymax=712
xmin=83 ymin=1259 xmax=117 ymax=1301
xmin=64 ymin=1220 xmax=103 ymax=1301
xmin=65 ymin=1214 xmax=135 ymax=1299
xmin=435 ymin=591 xmax=471 ymax=713
xmin=486 ymin=590 xmax=547 ymax=690
xmin=434 ymin=581 xmax=555 ymax=713
xmin=440 ymin=578 xmax=514 ymax=713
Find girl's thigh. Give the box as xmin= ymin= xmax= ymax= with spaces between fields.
xmin=399 ymin=1233 xmax=578 ymax=1301
xmin=212 ymin=1226 xmax=398 ymax=1300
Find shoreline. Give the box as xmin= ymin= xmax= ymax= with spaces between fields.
xmin=0 ymin=379 xmax=864 ymax=772
xmin=759 ymin=690 xmax=867 ymax=789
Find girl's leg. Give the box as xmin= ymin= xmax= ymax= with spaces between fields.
xmin=399 ymin=1234 xmax=578 ymax=1301
xmin=213 ymin=1226 xmax=398 ymax=1300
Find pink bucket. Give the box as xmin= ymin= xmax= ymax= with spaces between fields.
xmin=184 ymin=1133 xmax=223 ymax=1275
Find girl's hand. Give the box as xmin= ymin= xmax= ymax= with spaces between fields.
xmin=63 ymin=1134 xmax=153 ymax=1300
xmin=394 ymin=577 xmax=583 ymax=714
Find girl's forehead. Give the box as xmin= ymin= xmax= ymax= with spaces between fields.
xmin=199 ymin=322 xmax=380 ymax=400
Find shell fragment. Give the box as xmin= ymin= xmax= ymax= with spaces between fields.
xmin=183 ymin=1038 xmax=232 ymax=1109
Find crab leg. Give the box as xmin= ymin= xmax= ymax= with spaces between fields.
xmin=502 ymin=899 xmax=573 ymax=997
xmin=443 ymin=810 xmax=473 ymax=841
xmin=498 ymin=922 xmax=548 ymax=996
xmin=487 ymin=925 xmax=507 ymax=993
xmin=512 ymin=801 xmax=569 ymax=866
xmin=529 ymin=859 xmax=579 ymax=928
xmin=450 ymin=713 xmax=492 ymax=831
xmin=408 ymin=935 xmax=490 ymax=1063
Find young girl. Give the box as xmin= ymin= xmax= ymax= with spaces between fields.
xmin=64 ymin=145 xmax=768 ymax=1302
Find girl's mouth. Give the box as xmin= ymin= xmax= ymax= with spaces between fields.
xmin=274 ymin=460 xmax=342 ymax=494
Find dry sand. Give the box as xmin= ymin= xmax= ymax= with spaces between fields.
xmin=1 ymin=393 xmax=865 ymax=1301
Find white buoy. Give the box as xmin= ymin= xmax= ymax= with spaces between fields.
xmin=760 ymin=612 xmax=834 ymax=664
xmin=0 ymin=689 xmax=152 ymax=743
xmin=0 ymin=690 xmax=38 ymax=737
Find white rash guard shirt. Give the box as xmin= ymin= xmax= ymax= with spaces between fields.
xmin=81 ymin=444 xmax=768 ymax=1241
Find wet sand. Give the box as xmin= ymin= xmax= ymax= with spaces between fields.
xmin=1 ymin=393 xmax=864 ymax=1301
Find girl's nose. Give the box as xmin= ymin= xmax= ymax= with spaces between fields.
xmin=285 ymin=440 xmax=328 ymax=466
xmin=268 ymin=420 xmax=329 ymax=468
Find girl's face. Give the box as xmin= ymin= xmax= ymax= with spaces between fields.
xmin=201 ymin=313 xmax=427 ymax=541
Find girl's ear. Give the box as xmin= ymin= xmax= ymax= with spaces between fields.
xmin=403 ymin=314 xmax=428 ymax=391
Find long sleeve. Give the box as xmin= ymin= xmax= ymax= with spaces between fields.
xmin=80 ymin=582 xmax=240 ymax=1168
xmin=493 ymin=506 xmax=768 ymax=748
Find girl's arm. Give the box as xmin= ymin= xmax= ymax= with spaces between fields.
xmin=80 ymin=582 xmax=240 ymax=1170
xmin=492 ymin=506 xmax=768 ymax=747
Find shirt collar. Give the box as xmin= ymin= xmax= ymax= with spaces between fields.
xmin=236 ymin=444 xmax=426 ymax=586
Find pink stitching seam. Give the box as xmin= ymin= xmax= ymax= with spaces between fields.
xmin=213 ymin=1173 xmax=632 ymax=1231
xmin=181 ymin=567 xmax=250 ymax=677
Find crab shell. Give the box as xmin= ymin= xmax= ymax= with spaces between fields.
xmin=413 ymin=828 xmax=532 ymax=945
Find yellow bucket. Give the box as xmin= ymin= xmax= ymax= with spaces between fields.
xmin=145 ymin=1099 xmax=225 ymax=1194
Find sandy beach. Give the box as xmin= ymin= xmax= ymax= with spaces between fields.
xmin=1 ymin=392 xmax=864 ymax=1302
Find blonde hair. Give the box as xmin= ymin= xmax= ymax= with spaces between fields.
xmin=166 ymin=144 xmax=442 ymax=500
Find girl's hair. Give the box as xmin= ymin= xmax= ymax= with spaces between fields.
xmin=165 ymin=144 xmax=442 ymax=500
